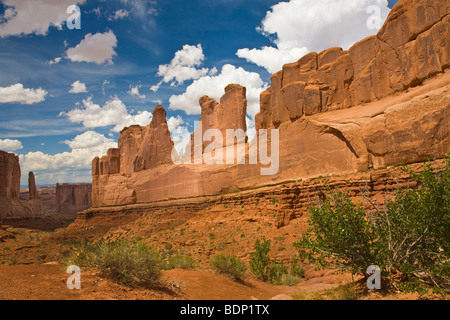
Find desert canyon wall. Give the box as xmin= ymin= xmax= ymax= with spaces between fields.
xmin=0 ymin=151 xmax=44 ymax=219
xmin=56 ymin=183 xmax=92 ymax=215
xmin=92 ymin=0 xmax=449 ymax=208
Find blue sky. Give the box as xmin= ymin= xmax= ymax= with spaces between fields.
xmin=0 ymin=0 xmax=399 ymax=186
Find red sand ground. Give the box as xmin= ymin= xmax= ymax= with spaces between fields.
xmin=0 ymin=208 xmax=429 ymax=300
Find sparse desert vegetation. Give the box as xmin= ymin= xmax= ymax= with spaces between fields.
xmin=210 ymin=254 xmax=247 ymax=281
xmin=1 ymin=0 xmax=449 ymax=305
xmin=65 ymin=240 xmax=164 ymax=288
xmin=295 ymin=155 xmax=450 ymax=296
xmin=1 ymin=159 xmax=448 ymax=300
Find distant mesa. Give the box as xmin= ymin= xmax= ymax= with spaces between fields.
xmin=56 ymin=183 xmax=92 ymax=215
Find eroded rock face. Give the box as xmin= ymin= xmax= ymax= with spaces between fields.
xmin=56 ymin=183 xmax=92 ymax=214
xmin=185 ymin=84 xmax=248 ymax=161
xmin=0 ymin=151 xmax=20 ymax=199
xmin=134 ymin=105 xmax=174 ymax=172
xmin=91 ymin=73 xmax=449 ymax=208
xmin=93 ymin=105 xmax=174 ymax=177
xmin=255 ymin=0 xmax=450 ymax=130
xmin=91 ymin=0 xmax=450 ymax=209
xmin=28 ymin=172 xmax=39 ymax=200
xmin=92 ymin=105 xmax=174 ymax=207
xmin=119 ymin=125 xmax=143 ymax=175
xmin=0 ymin=151 xmax=44 ymax=219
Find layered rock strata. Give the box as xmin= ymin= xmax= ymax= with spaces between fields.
xmin=91 ymin=0 xmax=449 ymax=208
xmin=81 ymin=159 xmax=447 ymax=228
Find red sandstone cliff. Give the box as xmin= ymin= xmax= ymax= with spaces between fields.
xmin=184 ymin=84 xmax=248 ymax=163
xmin=254 ymin=0 xmax=449 ymax=171
xmin=56 ymin=183 xmax=92 ymax=215
xmin=91 ymin=0 xmax=449 ymax=208
xmin=0 ymin=151 xmax=44 ymax=219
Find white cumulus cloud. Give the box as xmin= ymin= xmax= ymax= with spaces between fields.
xmin=0 ymin=138 xmax=23 ymax=151
xmin=62 ymin=96 xmax=153 ymax=133
xmin=167 ymin=115 xmax=184 ymax=133
xmin=0 ymin=83 xmax=47 ymax=104
xmin=66 ymin=30 xmax=118 ymax=64
xmin=237 ymin=0 xmax=390 ymax=73
xmin=169 ymin=64 xmax=267 ymax=119
xmin=69 ymin=80 xmax=88 ymax=94
xmin=151 ymin=44 xmax=211 ymax=92
xmin=64 ymin=130 xmax=114 ymax=149
xmin=128 ymin=84 xmax=146 ymax=99
xmin=19 ymin=131 xmax=117 ymax=185
xmin=237 ymin=46 xmax=309 ymax=75
xmin=0 ymin=0 xmax=86 ymax=37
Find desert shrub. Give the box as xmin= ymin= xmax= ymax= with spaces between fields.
xmin=326 ymin=284 xmax=358 ymax=300
xmin=278 ymin=274 xmax=301 ymax=286
xmin=279 ymin=256 xmax=305 ymax=286
xmin=210 ymin=254 xmax=247 ymax=281
xmin=166 ymin=255 xmax=196 ymax=270
xmin=249 ymin=238 xmax=304 ymax=285
xmin=268 ymin=262 xmax=288 ymax=284
xmin=295 ymin=155 xmax=450 ymax=294
xmin=290 ymin=256 xmax=305 ymax=279
xmin=294 ymin=284 xmax=357 ymax=301
xmin=65 ymin=240 xmax=164 ymax=288
xmin=164 ymin=243 xmax=173 ymax=252
xmin=272 ymin=259 xmax=305 ymax=286
xmin=249 ymin=237 xmax=272 ymax=282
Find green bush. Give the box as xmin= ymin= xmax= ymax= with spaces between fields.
xmin=278 ymin=273 xmax=302 ymax=287
xmin=268 ymin=262 xmax=288 ymax=284
xmin=290 ymin=256 xmax=306 ymax=279
xmin=295 ymin=155 xmax=450 ymax=294
xmin=250 ymin=238 xmax=304 ymax=285
xmin=166 ymin=255 xmax=196 ymax=270
xmin=65 ymin=240 xmax=163 ymax=288
xmin=249 ymin=237 xmax=272 ymax=282
xmin=210 ymin=254 xmax=247 ymax=281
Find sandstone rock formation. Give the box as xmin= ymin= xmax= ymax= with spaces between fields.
xmin=56 ymin=183 xmax=92 ymax=215
xmin=91 ymin=0 xmax=449 ymax=209
xmin=93 ymin=105 xmax=175 ymax=206
xmin=254 ymin=0 xmax=449 ymax=171
xmin=185 ymin=84 xmax=248 ymax=163
xmin=20 ymin=185 xmax=57 ymax=215
xmin=94 ymin=105 xmax=174 ymax=178
xmin=256 ymin=0 xmax=449 ymax=129
xmin=28 ymin=172 xmax=40 ymax=200
xmin=0 ymin=151 xmax=44 ymax=219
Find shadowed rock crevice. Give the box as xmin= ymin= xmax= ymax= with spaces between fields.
xmin=321 ymin=127 xmax=360 ymax=160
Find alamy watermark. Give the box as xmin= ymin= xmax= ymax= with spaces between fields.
xmin=67 ymin=5 xmax=81 ymax=30
xmin=171 ymin=122 xmax=280 ymax=176
xmin=66 ymin=265 xmax=81 ymax=290
xmin=366 ymin=265 xmax=381 ymax=290
xmin=366 ymin=5 xmax=383 ymax=30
